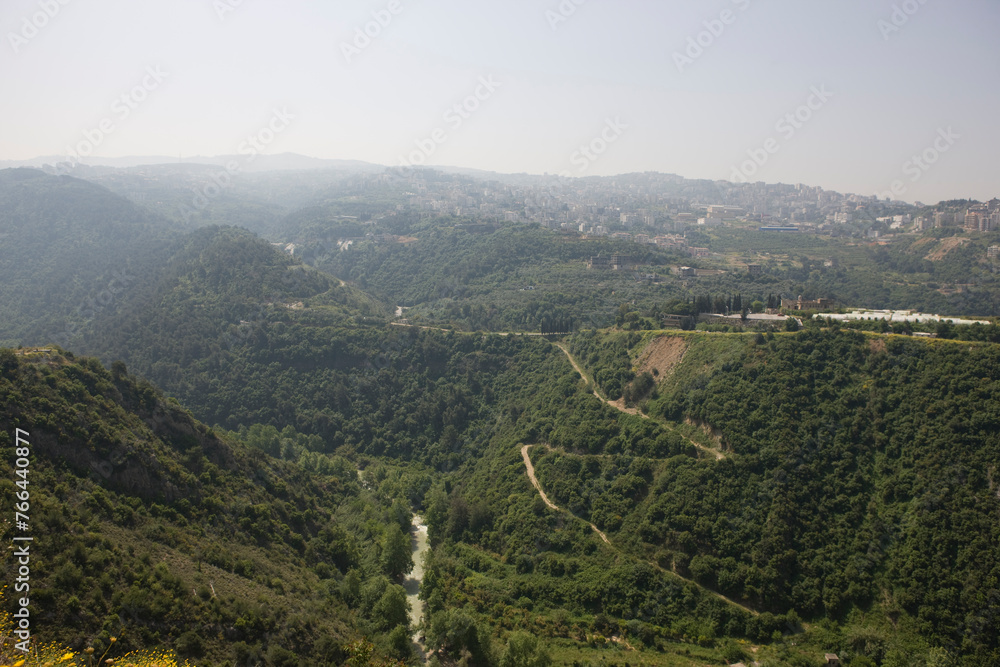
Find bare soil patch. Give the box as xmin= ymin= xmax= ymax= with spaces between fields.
xmin=636 ymin=336 xmax=688 ymax=379
xmin=925 ymin=237 xmax=969 ymax=261
xmin=684 ymin=417 xmax=724 ymax=449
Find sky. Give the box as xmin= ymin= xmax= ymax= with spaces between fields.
xmin=1 ymin=0 xmax=998 ymax=203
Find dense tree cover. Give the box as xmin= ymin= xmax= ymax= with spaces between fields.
xmin=404 ymin=338 xmax=797 ymax=664
xmin=820 ymin=316 xmax=1000 ymax=343
xmin=685 ymin=227 xmax=1000 ymax=318
xmin=552 ymin=330 xmax=1000 ymax=665
xmin=6 ymin=173 xmax=1000 ymax=665
xmin=81 ymin=224 xmax=385 ymax=359
xmin=0 ymin=349 xmax=416 ymax=665
xmin=95 ymin=319 xmax=558 ymax=472
xmin=0 ymin=169 xmax=181 ymax=347
xmin=569 ymin=331 xmax=637 ymax=400
xmin=52 ymin=227 xmax=999 ymax=662
xmin=54 ymin=228 xmax=594 ymax=475
xmin=306 ymin=214 xmax=1000 ymax=331
xmin=302 ymin=220 xmax=685 ymax=332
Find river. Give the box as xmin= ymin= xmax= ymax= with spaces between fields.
xmin=403 ymin=514 xmax=430 ymax=661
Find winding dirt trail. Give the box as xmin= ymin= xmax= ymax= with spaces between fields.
xmin=519 ymin=444 xmax=756 ymax=617
xmin=553 ymin=342 xmax=725 ymax=460
xmin=521 ymin=444 xmax=610 ymax=544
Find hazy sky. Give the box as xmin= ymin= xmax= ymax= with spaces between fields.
xmin=2 ymin=0 xmax=998 ymax=203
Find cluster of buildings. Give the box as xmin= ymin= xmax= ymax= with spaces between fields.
xmin=911 ymin=200 xmax=1000 ymax=232
xmin=355 ymin=171 xmax=944 ymax=242
xmin=82 ymin=162 xmax=997 ymax=250
xmin=961 ymin=201 xmax=1000 ymax=232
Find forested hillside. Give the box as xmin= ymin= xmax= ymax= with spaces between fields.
xmin=301 ymin=218 xmax=681 ymax=332
xmin=676 ymin=226 xmax=1000 ymax=317
xmin=524 ymin=329 xmax=1000 ymax=665
xmin=0 ymin=348 xmax=431 ymax=665
xmin=3 ymin=168 xmax=1000 ymax=666
xmin=81 ymin=224 xmax=387 ymax=381
xmin=0 ymin=169 xmax=180 ymax=347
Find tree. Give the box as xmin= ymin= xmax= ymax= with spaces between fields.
xmin=499 ymin=632 xmax=552 ymax=667
xmin=346 ymin=640 xmax=406 ymax=667
xmin=373 ymin=584 xmax=410 ymax=632
xmin=427 ymin=609 xmax=493 ymax=664
xmin=447 ymin=494 xmax=470 ymax=538
xmin=0 ymin=348 xmax=17 ymax=374
xmin=110 ymin=359 xmax=128 ymax=380
xmin=381 ymin=525 xmax=413 ymax=578
xmin=387 ymin=625 xmax=413 ymax=662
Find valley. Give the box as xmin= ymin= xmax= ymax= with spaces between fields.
xmin=0 ymin=168 xmax=998 ymax=667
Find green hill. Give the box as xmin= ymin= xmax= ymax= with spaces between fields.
xmin=515 ymin=329 xmax=1000 ymax=665
xmin=0 ymin=348 xmax=421 ymax=665
xmin=5 ymin=172 xmax=1000 ymax=665
xmin=0 ymin=169 xmax=181 ymax=348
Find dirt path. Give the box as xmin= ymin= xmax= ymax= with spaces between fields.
xmin=521 ymin=445 xmax=610 ymax=544
xmin=555 ymin=341 xmax=589 ymax=381
xmin=519 ymin=444 xmax=756 ymax=616
xmin=553 ymin=342 xmax=632 ymax=414
xmin=553 ymin=342 xmax=725 ymax=460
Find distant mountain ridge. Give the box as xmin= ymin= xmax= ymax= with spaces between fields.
xmin=0 ymin=168 xmax=182 ymax=347
xmin=0 ymin=152 xmax=383 ymax=173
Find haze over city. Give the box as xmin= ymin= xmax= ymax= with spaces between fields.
xmin=2 ymin=0 xmax=998 ymax=203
